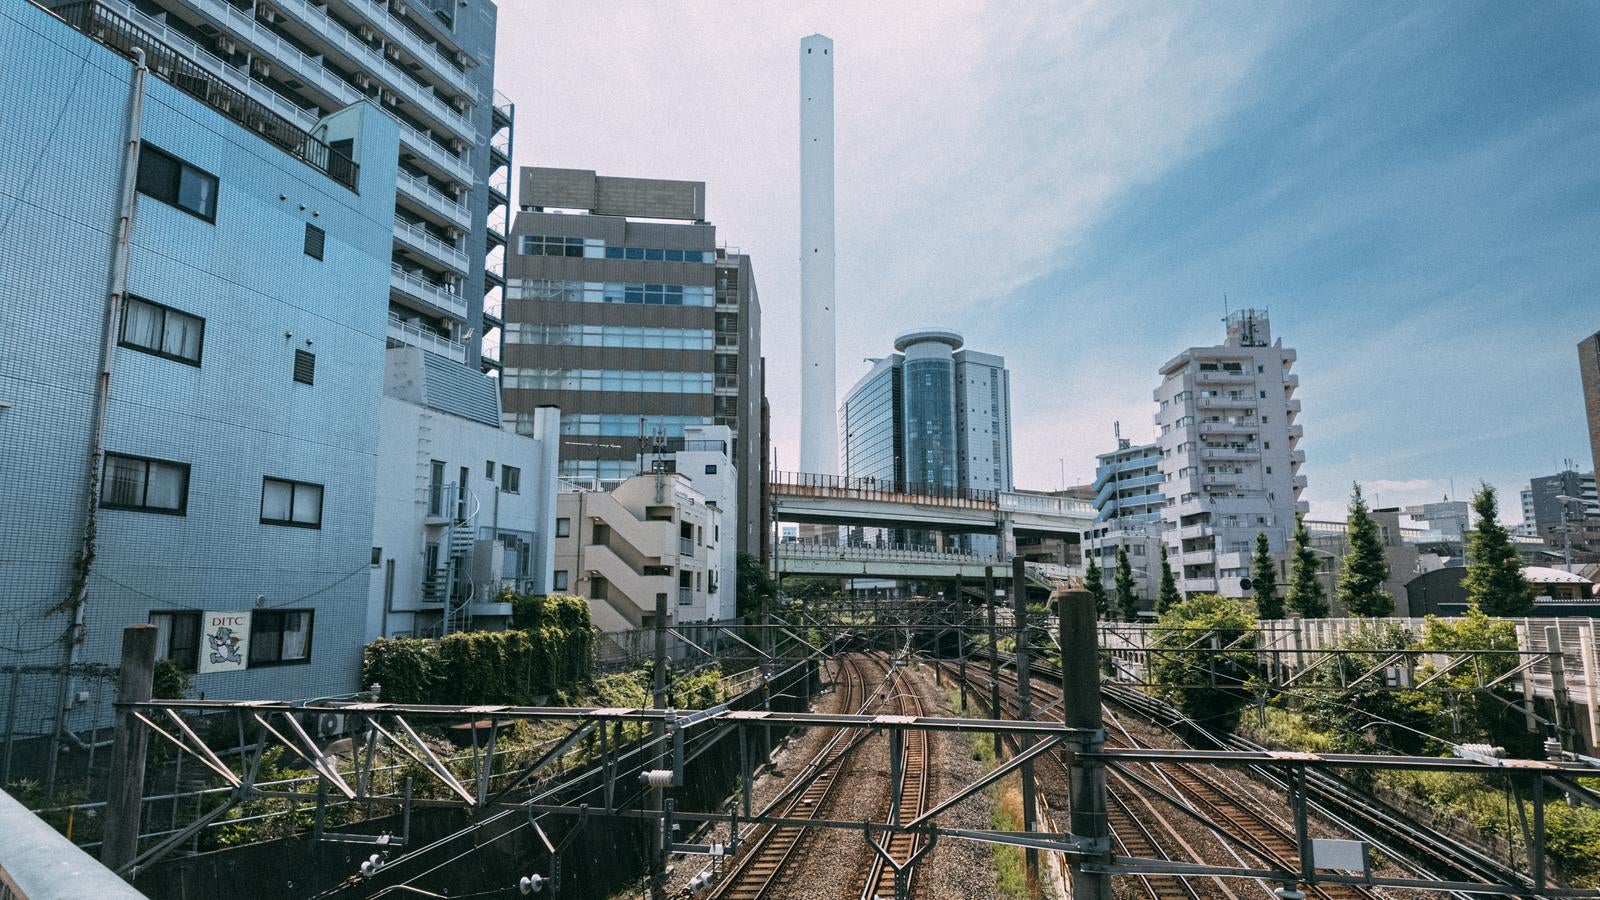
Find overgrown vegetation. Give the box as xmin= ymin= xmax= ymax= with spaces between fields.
xmin=1149 ymin=593 xmax=1258 ymax=731
xmin=362 ymin=593 xmax=594 ymax=704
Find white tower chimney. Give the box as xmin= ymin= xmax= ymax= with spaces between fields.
xmin=799 ymin=34 xmax=837 ymax=475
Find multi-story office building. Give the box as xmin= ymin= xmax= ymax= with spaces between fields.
xmin=1 ymin=0 xmax=397 ymax=744
xmin=502 ymin=167 xmax=767 ymax=558
xmin=1523 ymin=470 xmax=1600 ymax=563
xmin=839 ymin=329 xmax=1012 ymax=492
xmin=839 ymin=329 xmax=1013 ymax=551
xmin=1581 ymin=331 xmax=1600 ymax=482
xmin=49 ymin=0 xmax=513 ymax=369
xmin=553 ymin=474 xmax=725 ymax=630
xmin=1084 ymin=436 xmax=1165 ymax=602
xmin=1153 ymin=310 xmax=1307 ymax=598
xmin=367 ymin=348 xmax=560 ymax=640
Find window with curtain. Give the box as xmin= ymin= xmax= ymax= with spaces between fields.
xmin=261 ymin=477 xmax=323 ymax=528
xmin=248 ymin=610 xmax=313 ymax=666
xmin=136 ymin=145 xmax=218 ymax=221
xmin=101 ymin=453 xmax=189 ymax=514
xmin=120 ymin=296 xmax=204 ymax=365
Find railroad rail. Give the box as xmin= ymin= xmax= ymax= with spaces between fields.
xmin=709 ymin=656 xmax=879 ymax=899
xmin=859 ymin=666 xmax=932 ymax=900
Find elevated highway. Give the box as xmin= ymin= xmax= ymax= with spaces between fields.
xmin=768 ymin=471 xmax=1096 ymax=553
xmin=772 ymin=541 xmax=1083 ymax=587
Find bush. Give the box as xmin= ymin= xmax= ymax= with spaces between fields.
xmin=151 ymin=659 xmax=190 ymax=700
xmin=362 ymin=593 xmax=594 ymax=705
xmin=1149 ymin=593 xmax=1258 ymax=730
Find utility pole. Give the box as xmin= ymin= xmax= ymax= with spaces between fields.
xmin=649 ymin=590 xmax=668 ymax=900
xmin=102 ymin=624 xmax=156 ymax=874
xmin=1060 ymin=588 xmax=1111 ymax=899
xmin=1011 ymin=555 xmax=1038 ymax=884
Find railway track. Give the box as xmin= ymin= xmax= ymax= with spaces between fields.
xmin=953 ymin=660 xmax=1377 ymax=900
xmin=709 ymin=655 xmax=877 ymax=900
xmin=859 ymin=666 xmax=931 ymax=900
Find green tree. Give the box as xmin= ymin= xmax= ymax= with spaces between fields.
xmin=1252 ymin=531 xmax=1284 ymax=620
xmin=1302 ymin=621 xmax=1431 ymax=756
xmin=1156 ymin=544 xmax=1181 ymax=613
xmin=1463 ymin=484 xmax=1533 ymax=616
xmin=735 ymin=552 xmax=777 ymax=618
xmin=1149 ymin=593 xmax=1258 ymax=730
xmin=1337 ymin=483 xmax=1394 ymax=617
xmin=1286 ymin=516 xmax=1329 ymax=618
xmin=1084 ymin=556 xmax=1108 ymax=619
xmin=1418 ymin=607 xmax=1539 ymax=756
xmin=1115 ymin=545 xmax=1139 ymax=622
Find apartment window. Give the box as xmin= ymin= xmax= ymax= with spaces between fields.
xmin=1259 ymin=390 xmax=1267 ymax=398
xmin=501 ymin=465 xmax=521 ymax=494
xmin=248 ymin=610 xmax=313 ymax=666
xmin=136 ymin=145 xmax=217 ymax=221
xmin=371 ymin=547 xmax=383 ymax=567
xmin=704 ymin=464 xmax=718 ymax=475
xmin=555 ymin=517 xmax=571 ymax=538
xmin=485 ymin=461 xmax=496 ymax=479
xmin=1265 ymin=466 xmax=1273 ymax=474
xmin=261 ymin=477 xmax=323 ymax=528
xmin=553 ymin=570 xmax=569 ymax=591
xmin=1260 ymin=415 xmax=1269 ymax=423
xmin=303 ymin=223 xmax=326 ymax=260
xmin=101 ymin=453 xmax=189 ymax=515
xmin=150 ymin=611 xmax=201 ymax=671
xmin=293 ymin=350 xmax=316 ymax=385
xmin=1263 ymin=441 xmax=1271 ymax=450
xmin=1257 ymin=365 xmax=1265 ymax=373
xmin=121 ymin=296 xmax=204 ymax=366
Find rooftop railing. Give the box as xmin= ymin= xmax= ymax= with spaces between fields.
xmin=48 ymin=0 xmax=358 ymax=191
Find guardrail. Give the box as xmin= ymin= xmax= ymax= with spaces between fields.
xmin=775 ymin=541 xmax=1003 ymax=566
xmin=769 ymin=470 xmax=999 ymax=508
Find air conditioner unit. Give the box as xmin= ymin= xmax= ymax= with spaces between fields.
xmin=251 ymin=60 xmax=272 ymax=79
xmin=355 ymin=73 xmax=372 ymax=90
xmin=316 ymin=712 xmax=349 ymax=739
xmin=385 ymin=45 xmax=401 ymax=61
xmin=454 ymin=51 xmax=469 ymax=67
xmin=259 ymin=6 xmax=279 ymax=24
xmin=450 ymin=96 xmax=468 ymax=112
xmin=358 ymin=24 xmax=376 ymax=41
xmin=384 ymin=94 xmax=401 ymax=108
xmin=217 ymin=37 xmax=236 ymax=56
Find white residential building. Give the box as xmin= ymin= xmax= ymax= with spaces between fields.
xmin=640 ymin=424 xmax=740 ymax=622
xmin=1153 ymin=310 xmax=1307 ymax=598
xmin=555 ymin=473 xmax=725 ymax=631
xmin=368 ymin=348 xmax=559 ymax=639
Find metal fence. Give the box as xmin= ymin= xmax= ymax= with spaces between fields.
xmin=1 ymin=663 xmax=121 ymax=801
xmin=592 ymin=619 xmax=745 ymax=673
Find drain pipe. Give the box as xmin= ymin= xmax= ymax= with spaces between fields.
xmin=51 ymin=47 xmax=148 ymax=791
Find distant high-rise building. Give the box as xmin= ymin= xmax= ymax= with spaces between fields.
xmin=799 ymin=33 xmax=837 ymax=474
xmin=54 ymin=0 xmax=514 ymax=371
xmin=1083 ymin=435 xmax=1165 ymax=605
xmin=502 ymin=167 xmax=766 ymax=558
xmin=1153 ymin=310 xmax=1307 ymax=598
xmin=1581 ymin=331 xmax=1600 ymax=483
xmin=1524 ymin=469 xmax=1599 ymax=563
xmin=839 ymin=329 xmax=1012 ymax=494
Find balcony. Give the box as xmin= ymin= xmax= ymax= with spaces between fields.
xmin=1198 ymin=419 xmax=1255 ymax=436
xmin=1289 ymin=449 xmax=1306 ymax=466
xmin=1292 ymin=474 xmax=1309 ymax=490
xmin=265 ymin=0 xmax=479 ymax=143
xmin=1284 ymin=373 xmax=1300 ymax=391
xmin=397 ymin=170 xmax=471 ymax=231
xmin=1178 ymin=548 xmax=1216 ymax=567
xmin=714 ymin=373 xmax=739 ymax=394
xmin=396 ymin=119 xmax=473 ymax=186
xmin=679 ymin=537 xmax=695 ymax=558
xmin=1287 ymin=423 xmax=1305 ymax=441
xmin=52 ymin=1 xmax=358 ymax=191
xmin=492 ymin=89 xmax=514 ymax=129
xmin=1199 ymin=445 xmax=1259 ymax=461
xmin=323 ymin=0 xmax=479 ymax=100
xmin=1178 ymin=523 xmax=1211 ymax=540
xmin=388 ymin=312 xmax=466 ymax=362
xmin=184 ymin=0 xmax=365 ymax=109
xmin=715 ymin=333 xmax=739 ymax=349
xmin=394 ymin=217 xmax=468 ymax=274
xmin=391 ymin=265 xmax=466 ymax=321
xmin=1201 ymin=471 xmax=1242 ymax=488
xmin=1285 ymin=398 xmax=1302 ymax=417
xmin=1195 ymin=370 xmax=1253 ymax=384
xmin=677 ymin=588 xmax=694 ymax=607
xmin=1196 ymin=394 xmax=1255 ymax=410
xmin=1181 ymin=576 xmax=1219 ymax=594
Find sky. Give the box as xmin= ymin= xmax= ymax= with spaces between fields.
xmin=496 ymin=2 xmax=1600 ymax=523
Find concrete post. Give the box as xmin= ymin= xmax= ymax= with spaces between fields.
xmin=1546 ymin=626 xmax=1570 ymax=751
xmin=649 ymin=591 xmax=668 ymax=899
xmin=102 ymin=624 xmax=157 ymax=874
xmin=1059 ymin=590 xmax=1111 ymax=900
xmin=1010 ymin=555 xmax=1038 ymax=883
xmin=985 ymin=567 xmax=1002 ymax=758
xmin=1578 ymin=625 xmax=1599 ymax=752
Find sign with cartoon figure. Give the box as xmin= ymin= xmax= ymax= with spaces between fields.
xmin=197 ymin=611 xmax=252 ymax=674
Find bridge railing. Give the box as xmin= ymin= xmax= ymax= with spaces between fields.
xmin=768 ymin=470 xmax=998 ymax=508
xmin=999 ymin=490 xmax=1096 ymax=517
xmin=775 ymin=540 xmax=1004 ymax=565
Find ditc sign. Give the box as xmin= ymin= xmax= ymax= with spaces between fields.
xmin=197 ymin=611 xmax=252 ymax=674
